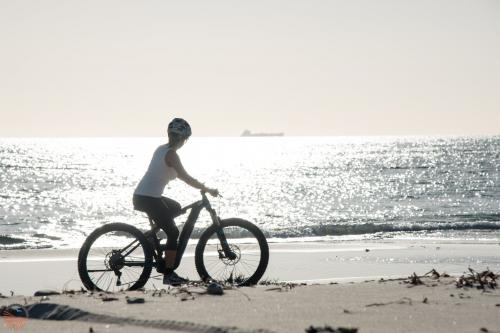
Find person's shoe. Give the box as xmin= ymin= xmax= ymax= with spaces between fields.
xmin=163 ymin=271 xmax=189 ymax=286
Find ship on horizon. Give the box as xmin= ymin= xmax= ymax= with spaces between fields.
xmin=241 ymin=130 xmax=284 ymax=137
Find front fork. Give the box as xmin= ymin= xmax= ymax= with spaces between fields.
xmin=210 ymin=209 xmax=237 ymax=260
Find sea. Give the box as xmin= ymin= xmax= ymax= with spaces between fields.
xmin=1 ymin=136 xmax=499 ymax=250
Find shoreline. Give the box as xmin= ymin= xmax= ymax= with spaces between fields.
xmin=1 ymin=239 xmax=500 ymax=296
xmin=2 ymin=228 xmax=500 ymax=252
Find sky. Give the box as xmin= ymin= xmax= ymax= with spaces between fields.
xmin=1 ymin=0 xmax=499 ymax=137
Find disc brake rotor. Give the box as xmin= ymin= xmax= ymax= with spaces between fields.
xmin=218 ymin=244 xmax=241 ymax=265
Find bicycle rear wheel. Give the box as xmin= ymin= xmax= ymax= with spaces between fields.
xmin=195 ymin=218 xmax=269 ymax=286
xmin=78 ymin=223 xmax=153 ymax=292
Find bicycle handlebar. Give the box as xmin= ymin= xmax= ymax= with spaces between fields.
xmin=200 ymin=189 xmax=222 ymax=198
xmin=178 ymin=190 xmax=221 ymax=215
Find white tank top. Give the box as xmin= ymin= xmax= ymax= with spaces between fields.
xmin=134 ymin=144 xmax=178 ymax=198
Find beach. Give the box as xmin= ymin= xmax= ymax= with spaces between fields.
xmin=2 ymin=239 xmax=500 ymax=332
xmin=1 ymin=272 xmax=499 ymax=333
xmin=2 ymin=0 xmax=500 ymax=330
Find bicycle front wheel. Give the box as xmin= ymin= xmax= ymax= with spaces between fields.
xmin=195 ymin=218 xmax=269 ymax=286
xmin=78 ymin=223 xmax=153 ymax=292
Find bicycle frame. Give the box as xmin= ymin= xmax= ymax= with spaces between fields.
xmin=126 ymin=192 xmax=233 ymax=271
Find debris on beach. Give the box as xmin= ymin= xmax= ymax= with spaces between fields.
xmin=125 ymin=297 xmax=145 ymax=304
xmin=265 ymin=282 xmax=298 ymax=292
xmin=225 ymin=273 xmax=248 ymax=285
xmin=0 ymin=293 xmax=7 ymax=299
xmin=259 ymin=278 xmax=281 ymax=285
xmin=62 ymin=288 xmax=88 ymax=296
xmin=207 ymin=282 xmax=224 ymax=295
xmin=178 ymin=294 xmax=194 ymax=302
xmin=305 ymin=325 xmax=358 ymax=333
xmin=101 ymin=296 xmax=119 ymax=302
xmin=175 ymin=287 xmax=197 ymax=302
xmin=366 ymin=297 xmax=413 ymax=307
xmin=169 ymin=286 xmax=196 ymax=301
xmin=259 ymin=278 xmax=306 ymax=287
xmin=150 ymin=281 xmax=230 ymax=300
xmin=34 ymin=290 xmax=61 ymax=297
xmin=456 ymin=268 xmax=498 ymax=290
xmin=404 ymin=273 xmax=424 ymax=286
xmin=424 ymin=269 xmax=450 ymax=279
xmin=378 ymin=277 xmax=407 ymax=283
xmin=385 ymin=269 xmax=453 ymax=287
xmin=261 ymin=279 xmax=305 ymax=292
xmin=151 ymin=289 xmax=168 ymax=297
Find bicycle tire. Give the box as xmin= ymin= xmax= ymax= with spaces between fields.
xmin=78 ymin=223 xmax=154 ymax=291
xmin=195 ymin=218 xmax=269 ymax=286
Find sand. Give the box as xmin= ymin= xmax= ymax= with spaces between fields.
xmin=1 ymin=239 xmax=500 ymax=332
xmin=2 ymin=276 xmax=500 ymax=333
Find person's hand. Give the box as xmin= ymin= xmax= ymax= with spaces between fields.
xmin=206 ymin=188 xmax=220 ymax=197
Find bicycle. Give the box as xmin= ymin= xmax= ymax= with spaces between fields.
xmin=78 ymin=191 xmax=269 ymax=292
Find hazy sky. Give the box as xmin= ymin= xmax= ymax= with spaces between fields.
xmin=1 ymin=0 xmax=499 ymax=136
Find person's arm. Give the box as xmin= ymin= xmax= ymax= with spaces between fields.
xmin=165 ymin=150 xmax=219 ymax=196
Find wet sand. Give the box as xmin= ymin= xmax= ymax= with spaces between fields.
xmin=1 ymin=239 xmax=500 ymax=332
xmin=1 ymin=239 xmax=499 ymax=295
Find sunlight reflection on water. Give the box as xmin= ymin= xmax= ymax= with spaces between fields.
xmin=1 ymin=136 xmax=499 ymax=249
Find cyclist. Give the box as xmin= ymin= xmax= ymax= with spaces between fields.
xmin=133 ymin=118 xmax=219 ymax=285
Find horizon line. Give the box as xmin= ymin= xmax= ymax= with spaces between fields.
xmin=1 ymin=134 xmax=499 ymax=139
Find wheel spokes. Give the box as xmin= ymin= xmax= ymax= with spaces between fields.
xmin=202 ymin=226 xmax=262 ymax=284
xmin=85 ymin=230 xmax=148 ymax=292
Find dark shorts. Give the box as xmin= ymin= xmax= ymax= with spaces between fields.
xmin=132 ymin=194 xmax=182 ymax=249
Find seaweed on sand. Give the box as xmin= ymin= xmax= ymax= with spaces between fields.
xmin=456 ymin=268 xmax=499 ymax=290
xmin=305 ymin=325 xmax=358 ymax=333
xmin=424 ymin=269 xmax=450 ymax=279
xmin=404 ymin=273 xmax=424 ymax=286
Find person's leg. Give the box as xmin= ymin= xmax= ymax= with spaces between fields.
xmin=134 ymin=196 xmax=188 ymax=285
xmin=133 ymin=195 xmax=180 ymax=272
xmin=159 ymin=197 xmax=182 ymax=273
xmin=161 ymin=217 xmax=180 ymax=273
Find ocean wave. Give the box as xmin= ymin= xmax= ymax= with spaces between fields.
xmin=0 ymin=244 xmax=53 ymax=250
xmin=267 ymin=220 xmax=500 ymax=238
xmin=32 ymin=233 xmax=63 ymax=241
xmin=176 ymin=217 xmax=500 ymax=239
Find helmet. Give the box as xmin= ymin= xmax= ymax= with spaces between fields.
xmin=168 ymin=118 xmax=192 ymax=139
